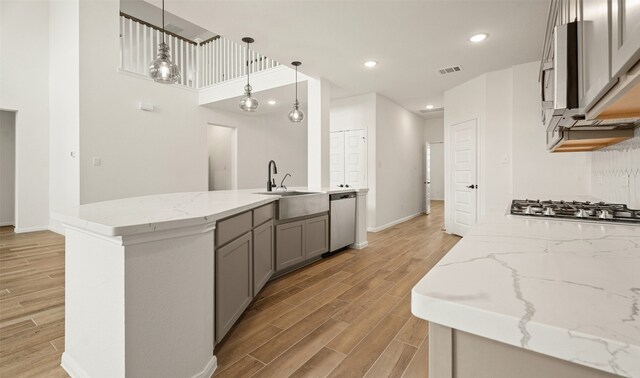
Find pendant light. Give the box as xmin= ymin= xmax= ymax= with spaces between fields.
xmin=288 ymin=61 xmax=304 ymax=123
xmin=149 ymin=0 xmax=180 ymax=84
xmin=239 ymin=37 xmax=259 ymax=112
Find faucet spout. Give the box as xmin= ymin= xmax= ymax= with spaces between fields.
xmin=267 ymin=160 xmax=278 ymax=191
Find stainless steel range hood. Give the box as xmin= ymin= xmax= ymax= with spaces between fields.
xmin=541 ymin=21 xmax=639 ymax=152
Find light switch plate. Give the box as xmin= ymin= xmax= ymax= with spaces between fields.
xmin=93 ymin=157 xmax=102 ymax=167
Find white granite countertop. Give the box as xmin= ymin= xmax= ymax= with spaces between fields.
xmin=51 ymin=187 xmax=367 ymax=237
xmin=412 ymin=215 xmax=640 ymax=377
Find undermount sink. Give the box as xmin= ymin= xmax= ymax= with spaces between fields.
xmin=255 ymin=191 xmax=329 ymax=220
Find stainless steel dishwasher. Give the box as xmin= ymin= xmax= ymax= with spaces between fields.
xmin=329 ymin=192 xmax=356 ymax=252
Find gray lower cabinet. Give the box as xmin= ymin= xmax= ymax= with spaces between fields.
xmin=305 ymin=215 xmax=329 ymax=258
xmin=275 ymin=214 xmax=329 ymax=272
xmin=253 ymin=221 xmax=274 ymax=294
xmin=275 ymin=220 xmax=306 ymax=271
xmin=215 ymin=231 xmax=252 ymax=343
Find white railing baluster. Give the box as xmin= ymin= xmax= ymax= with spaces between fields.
xmin=128 ymin=18 xmax=133 ymax=71
xmin=136 ymin=21 xmax=141 ymax=73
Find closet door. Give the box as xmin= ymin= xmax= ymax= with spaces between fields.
xmin=330 ymin=131 xmax=345 ymax=187
xmin=344 ymin=129 xmax=367 ymax=188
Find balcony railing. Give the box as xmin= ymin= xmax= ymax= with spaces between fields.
xmin=119 ymin=13 xmax=279 ymax=89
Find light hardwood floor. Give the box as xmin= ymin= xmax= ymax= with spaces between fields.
xmin=0 ymin=200 xmax=459 ymax=377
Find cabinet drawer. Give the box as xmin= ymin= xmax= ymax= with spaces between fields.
xmin=253 ymin=203 xmax=274 ymax=227
xmin=216 ymin=211 xmax=252 ymax=247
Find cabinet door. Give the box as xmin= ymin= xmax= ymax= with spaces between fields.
xmin=276 ymin=220 xmax=306 ymax=271
xmin=330 ymin=131 xmax=345 ymax=187
xmin=305 ymin=215 xmax=329 ymax=258
xmin=611 ymin=0 xmax=640 ymax=77
xmin=344 ymin=130 xmax=367 ymax=189
xmin=580 ymin=0 xmax=613 ymax=108
xmin=253 ymin=221 xmax=274 ymax=294
xmin=216 ymin=232 xmax=252 ymax=342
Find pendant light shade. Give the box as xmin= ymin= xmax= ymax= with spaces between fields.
xmin=239 ymin=37 xmax=259 ymax=112
xmin=149 ymin=0 xmax=180 ymax=84
xmin=288 ymin=61 xmax=304 ymax=123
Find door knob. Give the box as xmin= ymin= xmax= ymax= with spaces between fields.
xmin=466 ymin=184 xmax=476 ymax=189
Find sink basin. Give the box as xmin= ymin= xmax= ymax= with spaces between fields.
xmin=255 ymin=191 xmax=329 ymax=220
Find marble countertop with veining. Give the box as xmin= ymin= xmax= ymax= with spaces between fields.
xmin=51 ymin=187 xmax=367 ymax=237
xmin=411 ymin=214 xmax=640 ymax=377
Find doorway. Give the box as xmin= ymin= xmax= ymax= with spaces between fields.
xmin=0 ymin=110 xmax=16 ymax=227
xmin=448 ymin=119 xmax=478 ymax=236
xmin=207 ymin=124 xmax=237 ymax=191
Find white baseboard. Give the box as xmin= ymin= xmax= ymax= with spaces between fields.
xmin=48 ymin=220 xmax=66 ymax=235
xmin=350 ymin=241 xmax=368 ymax=249
xmin=367 ymin=212 xmax=422 ymax=233
xmin=62 ymin=353 xmax=218 ymax=378
xmin=13 ymin=225 xmax=49 ymax=233
xmin=193 ymin=355 xmax=217 ymax=378
xmin=61 ymin=353 xmax=91 ymax=378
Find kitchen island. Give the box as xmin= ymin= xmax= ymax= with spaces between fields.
xmin=412 ymin=214 xmax=640 ymax=377
xmin=52 ymin=188 xmax=367 ymax=378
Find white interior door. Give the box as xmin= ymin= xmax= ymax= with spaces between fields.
xmin=344 ymin=130 xmax=367 ymax=188
xmin=425 ymin=141 xmax=431 ymax=215
xmin=450 ymin=119 xmax=478 ymax=236
xmin=330 ymin=131 xmax=345 ymax=187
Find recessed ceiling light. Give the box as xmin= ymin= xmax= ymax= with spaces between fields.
xmin=469 ymin=33 xmax=488 ymax=43
xmin=364 ymin=60 xmax=378 ymax=68
xmin=426 ymin=105 xmax=435 ymax=110
xmin=268 ymin=100 xmax=277 ymax=105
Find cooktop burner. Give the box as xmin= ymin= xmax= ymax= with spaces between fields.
xmin=510 ymin=199 xmax=640 ymax=224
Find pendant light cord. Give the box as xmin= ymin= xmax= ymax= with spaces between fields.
xmin=246 ymin=41 xmax=250 ymax=86
xmin=162 ymin=0 xmax=165 ymax=43
xmin=295 ymin=66 xmax=298 ymax=102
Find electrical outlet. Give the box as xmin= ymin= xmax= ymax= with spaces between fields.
xmin=93 ymin=157 xmax=102 ymax=167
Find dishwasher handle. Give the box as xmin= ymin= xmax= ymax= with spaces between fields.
xmin=330 ymin=192 xmax=356 ymax=201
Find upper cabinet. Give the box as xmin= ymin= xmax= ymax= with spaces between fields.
xmin=611 ymin=0 xmax=640 ymax=78
xmin=580 ymin=0 xmax=614 ymax=109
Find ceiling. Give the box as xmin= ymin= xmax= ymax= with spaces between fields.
xmin=205 ymin=82 xmax=308 ymax=117
xmin=154 ymin=0 xmax=549 ymax=118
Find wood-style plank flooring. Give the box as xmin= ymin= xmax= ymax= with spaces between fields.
xmin=213 ymin=200 xmax=459 ymax=377
xmin=0 ymin=200 xmax=460 ymax=377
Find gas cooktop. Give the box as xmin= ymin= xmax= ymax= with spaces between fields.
xmin=510 ymin=199 xmax=640 ymax=224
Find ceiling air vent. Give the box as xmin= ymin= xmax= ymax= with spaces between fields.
xmin=438 ymin=65 xmax=463 ymax=75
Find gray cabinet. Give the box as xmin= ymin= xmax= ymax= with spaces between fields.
xmin=305 ymin=215 xmax=329 ymax=258
xmin=275 ymin=214 xmax=329 ymax=272
xmin=276 ymin=220 xmax=306 ymax=271
xmin=253 ymin=221 xmax=274 ymax=294
xmin=580 ymin=0 xmax=614 ymax=109
xmin=216 ymin=231 xmax=252 ymax=342
xmin=611 ymin=0 xmax=640 ymax=77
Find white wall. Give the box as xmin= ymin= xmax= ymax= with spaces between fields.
xmin=424 ymin=117 xmax=444 ymax=200
xmin=591 ymin=129 xmax=640 ymax=208
xmin=77 ymin=0 xmax=309 ymax=204
xmin=444 ymin=61 xmax=592 ymax=232
xmin=235 ymin=111 xmax=308 ymax=189
xmin=331 ymin=94 xmax=377 ymax=228
xmin=375 ymin=94 xmax=425 ymax=229
xmin=0 ymin=1 xmax=50 ymax=232
xmin=0 ymin=111 xmax=16 ymax=226
xmin=49 ymin=0 xmax=80 ymax=234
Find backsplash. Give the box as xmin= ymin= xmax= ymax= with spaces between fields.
xmin=591 ymin=129 xmax=640 ymax=208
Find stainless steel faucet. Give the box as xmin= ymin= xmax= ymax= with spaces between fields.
xmin=267 ymin=160 xmax=278 ymax=191
xmin=279 ymin=173 xmax=291 ymax=191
